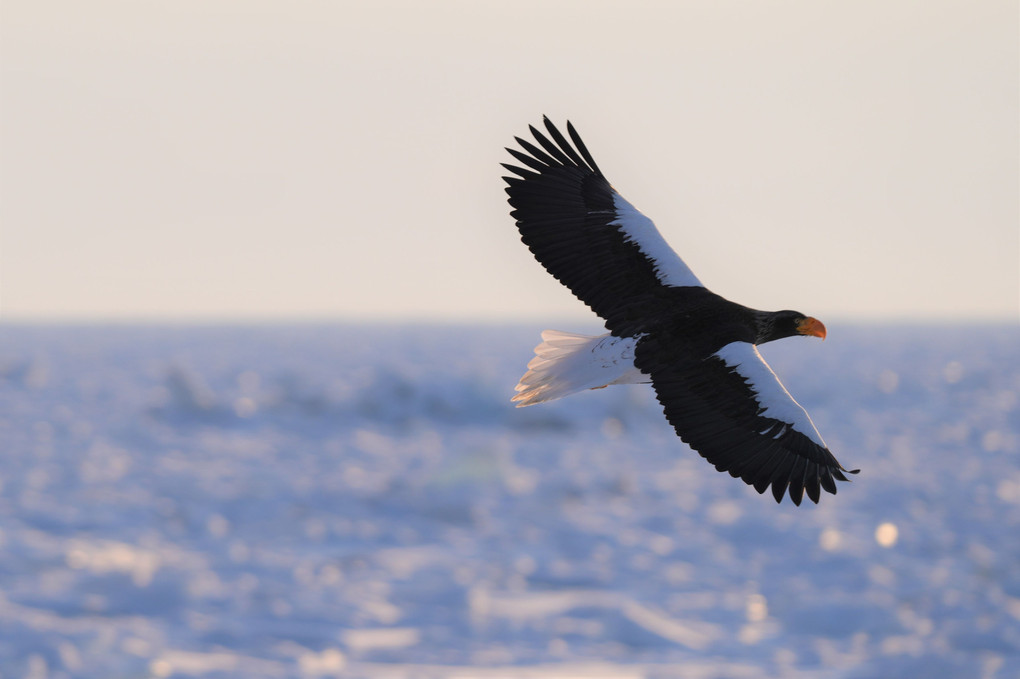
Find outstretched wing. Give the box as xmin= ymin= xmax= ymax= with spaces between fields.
xmin=635 ymin=337 xmax=858 ymax=505
xmin=503 ymin=117 xmax=701 ymax=335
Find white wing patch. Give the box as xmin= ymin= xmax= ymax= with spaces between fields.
xmin=713 ymin=341 xmax=827 ymax=448
xmin=611 ymin=193 xmax=702 ymax=288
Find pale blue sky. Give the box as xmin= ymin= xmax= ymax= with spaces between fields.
xmin=2 ymin=1 xmax=1017 ymax=322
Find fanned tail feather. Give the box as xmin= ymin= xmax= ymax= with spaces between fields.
xmin=512 ymin=330 xmax=645 ymax=407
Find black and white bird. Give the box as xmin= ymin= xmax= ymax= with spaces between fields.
xmin=503 ymin=117 xmax=858 ymax=505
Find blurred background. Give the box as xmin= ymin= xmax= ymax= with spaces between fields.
xmin=1 ymin=0 xmax=1017 ymax=323
xmin=1 ymin=2 xmax=1018 ymax=679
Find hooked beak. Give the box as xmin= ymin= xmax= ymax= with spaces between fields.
xmin=797 ymin=316 xmax=827 ymax=340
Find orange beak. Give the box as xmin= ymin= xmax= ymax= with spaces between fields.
xmin=797 ymin=316 xmax=827 ymax=340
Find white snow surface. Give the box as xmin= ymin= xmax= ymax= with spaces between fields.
xmin=611 ymin=194 xmax=703 ymax=288
xmin=0 ymin=322 xmax=1018 ymax=679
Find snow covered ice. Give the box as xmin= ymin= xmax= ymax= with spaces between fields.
xmin=0 ymin=322 xmax=1018 ymax=678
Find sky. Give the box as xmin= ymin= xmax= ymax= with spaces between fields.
xmin=1 ymin=0 xmax=1017 ymax=323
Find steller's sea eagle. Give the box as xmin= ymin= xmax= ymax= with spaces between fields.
xmin=502 ymin=117 xmax=858 ymax=505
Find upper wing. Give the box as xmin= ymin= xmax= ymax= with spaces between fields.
xmin=635 ymin=337 xmax=858 ymax=505
xmin=503 ymin=117 xmax=701 ymax=335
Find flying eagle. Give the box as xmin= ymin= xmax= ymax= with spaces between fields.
xmin=502 ymin=117 xmax=858 ymax=505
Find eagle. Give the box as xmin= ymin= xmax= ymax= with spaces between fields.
xmin=503 ymin=117 xmax=858 ymax=505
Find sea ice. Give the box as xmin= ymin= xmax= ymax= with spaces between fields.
xmin=0 ymin=323 xmax=1016 ymax=678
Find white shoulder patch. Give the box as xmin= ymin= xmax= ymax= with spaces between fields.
xmin=713 ymin=341 xmax=827 ymax=448
xmin=610 ymin=193 xmax=702 ymax=288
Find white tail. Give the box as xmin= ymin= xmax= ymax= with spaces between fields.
xmin=512 ymin=330 xmax=647 ymax=407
